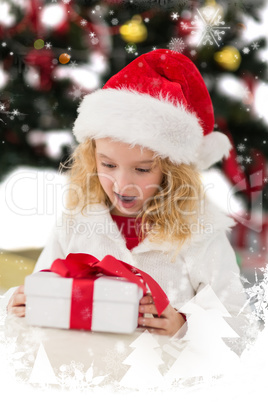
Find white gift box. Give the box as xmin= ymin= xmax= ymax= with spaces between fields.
xmin=24 ymin=271 xmax=143 ymax=334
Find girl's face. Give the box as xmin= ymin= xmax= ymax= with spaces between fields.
xmin=95 ymin=138 xmax=163 ymax=216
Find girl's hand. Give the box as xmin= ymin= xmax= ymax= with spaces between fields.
xmin=138 ymin=293 xmax=186 ymax=336
xmin=7 ymin=285 xmax=26 ymax=317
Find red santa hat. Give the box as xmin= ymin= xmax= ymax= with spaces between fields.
xmin=73 ymin=49 xmax=232 ymax=170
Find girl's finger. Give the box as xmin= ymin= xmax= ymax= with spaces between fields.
xmin=13 ymin=294 xmax=26 ymax=307
xmin=138 ymin=315 xmax=168 ymax=330
xmin=139 ymin=302 xmax=158 ymax=315
xmin=139 ymin=293 xmax=154 ymax=305
xmin=14 ymin=285 xmax=25 ymax=295
xmin=10 ymin=306 xmax=26 ymax=317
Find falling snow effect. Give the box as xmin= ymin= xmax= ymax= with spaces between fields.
xmin=182 ymin=7 xmax=230 ymax=47
xmin=244 ymin=156 xmax=252 ymax=164
xmin=251 ymin=41 xmax=259 ymax=50
xmin=168 ymin=38 xmax=185 ymax=53
xmin=125 ymin=44 xmax=136 ymax=54
xmin=237 ymin=143 xmax=246 ymax=152
xmin=170 ymin=12 xmax=179 ymax=21
xmin=56 ymin=361 xmax=106 ymax=390
xmin=242 ymin=47 xmax=250 ymax=54
xmin=69 ymin=86 xmax=86 ymax=101
xmin=241 ymin=265 xmax=268 ymax=322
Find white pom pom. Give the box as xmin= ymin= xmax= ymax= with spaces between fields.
xmin=195 ymin=131 xmax=232 ymax=171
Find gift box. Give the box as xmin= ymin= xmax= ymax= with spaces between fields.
xmin=24 ymin=253 xmax=170 ymax=334
xmin=25 ymin=271 xmax=143 ymax=334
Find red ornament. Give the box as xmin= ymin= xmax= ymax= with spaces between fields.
xmin=24 ymin=49 xmax=55 ymax=91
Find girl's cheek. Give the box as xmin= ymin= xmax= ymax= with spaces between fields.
xmin=98 ymin=174 xmax=115 ymax=189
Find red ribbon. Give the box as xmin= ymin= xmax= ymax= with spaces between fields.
xmin=47 ymin=253 xmax=170 ymax=330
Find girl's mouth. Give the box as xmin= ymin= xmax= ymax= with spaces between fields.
xmin=114 ymin=192 xmax=137 ymax=208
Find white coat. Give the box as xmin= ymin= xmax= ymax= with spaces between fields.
xmin=32 ymin=197 xmax=251 ymax=334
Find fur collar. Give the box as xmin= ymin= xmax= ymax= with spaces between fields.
xmin=62 ymin=198 xmax=236 ymax=254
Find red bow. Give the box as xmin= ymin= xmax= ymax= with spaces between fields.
xmin=47 ymin=253 xmax=170 ymax=330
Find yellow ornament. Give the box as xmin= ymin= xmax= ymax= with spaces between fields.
xmin=214 ymin=46 xmax=241 ymax=71
xmin=59 ymin=53 xmax=71 ymax=64
xmin=120 ymin=15 xmax=147 ymax=43
xmin=34 ymin=39 xmax=44 ymax=50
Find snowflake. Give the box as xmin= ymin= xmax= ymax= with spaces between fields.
xmin=251 ymin=41 xmax=259 ymax=50
xmin=91 ymin=38 xmax=99 ymax=45
xmin=0 ymin=103 xmax=6 ymax=110
xmin=180 ymin=21 xmax=189 ymax=31
xmin=244 ymin=156 xmax=252 ymax=164
xmin=144 ymin=17 xmax=150 ymax=23
xmin=45 ymin=42 xmax=52 ymax=49
xmin=109 ymin=10 xmax=114 ymax=15
xmin=237 ymin=143 xmax=246 ymax=152
xmin=168 ymin=37 xmax=185 ymax=53
xmin=241 ymin=266 xmax=268 ymax=322
xmin=56 ymin=360 xmax=106 ymax=390
xmin=80 ymin=19 xmax=87 ymax=26
xmin=264 ymin=177 xmax=268 ymax=184
xmin=236 ymin=155 xmax=244 ymax=163
xmin=183 ymin=7 xmax=230 ymax=47
xmin=21 ymin=124 xmax=29 ymax=132
xmin=111 ymin=18 xmax=119 ymax=25
xmin=102 ymin=348 xmax=128 ymax=377
xmin=12 ymin=109 xmax=20 ymax=116
xmin=69 ymin=86 xmax=85 ymax=101
xmin=2 ymin=42 xmax=7 ymax=47
xmin=171 ymin=12 xmax=179 ymax=21
xmin=125 ymin=44 xmax=136 ymax=53
xmin=89 ymin=31 xmax=96 ymax=38
xmin=70 ymin=60 xmax=78 ymax=68
xmin=242 ymin=47 xmax=250 ymax=54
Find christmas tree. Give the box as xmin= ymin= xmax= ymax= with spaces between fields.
xmin=28 ymin=342 xmax=58 ymax=385
xmin=0 ymin=0 xmax=267 ymax=211
xmin=120 ymin=329 xmax=165 ymax=389
xmin=164 ymin=286 xmax=241 ymax=384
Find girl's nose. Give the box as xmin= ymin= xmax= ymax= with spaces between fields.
xmin=113 ymin=171 xmax=133 ymax=194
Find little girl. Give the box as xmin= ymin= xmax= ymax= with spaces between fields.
xmin=7 ymin=49 xmax=250 ymax=337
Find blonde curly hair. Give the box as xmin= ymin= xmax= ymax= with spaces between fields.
xmin=62 ymin=138 xmax=203 ymax=255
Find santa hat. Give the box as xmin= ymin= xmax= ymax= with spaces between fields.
xmin=73 ymin=49 xmax=232 ymax=170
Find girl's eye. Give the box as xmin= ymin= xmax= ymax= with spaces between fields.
xmin=136 ymin=168 xmax=151 ymax=173
xmin=101 ymin=163 xmax=151 ymax=173
xmin=101 ymin=162 xmax=116 ymax=168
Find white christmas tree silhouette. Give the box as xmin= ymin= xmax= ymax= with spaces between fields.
xmin=164 ymin=285 xmax=241 ymax=384
xmin=28 ymin=342 xmax=58 ymax=385
xmin=120 ymin=330 xmax=165 ymax=389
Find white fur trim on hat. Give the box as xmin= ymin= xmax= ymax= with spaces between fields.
xmin=73 ymin=88 xmax=232 ymax=169
xmin=195 ymin=131 xmax=232 ymax=171
xmin=73 ymin=88 xmax=203 ymax=165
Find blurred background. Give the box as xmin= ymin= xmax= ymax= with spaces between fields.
xmin=0 ymin=0 xmax=268 ymax=294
